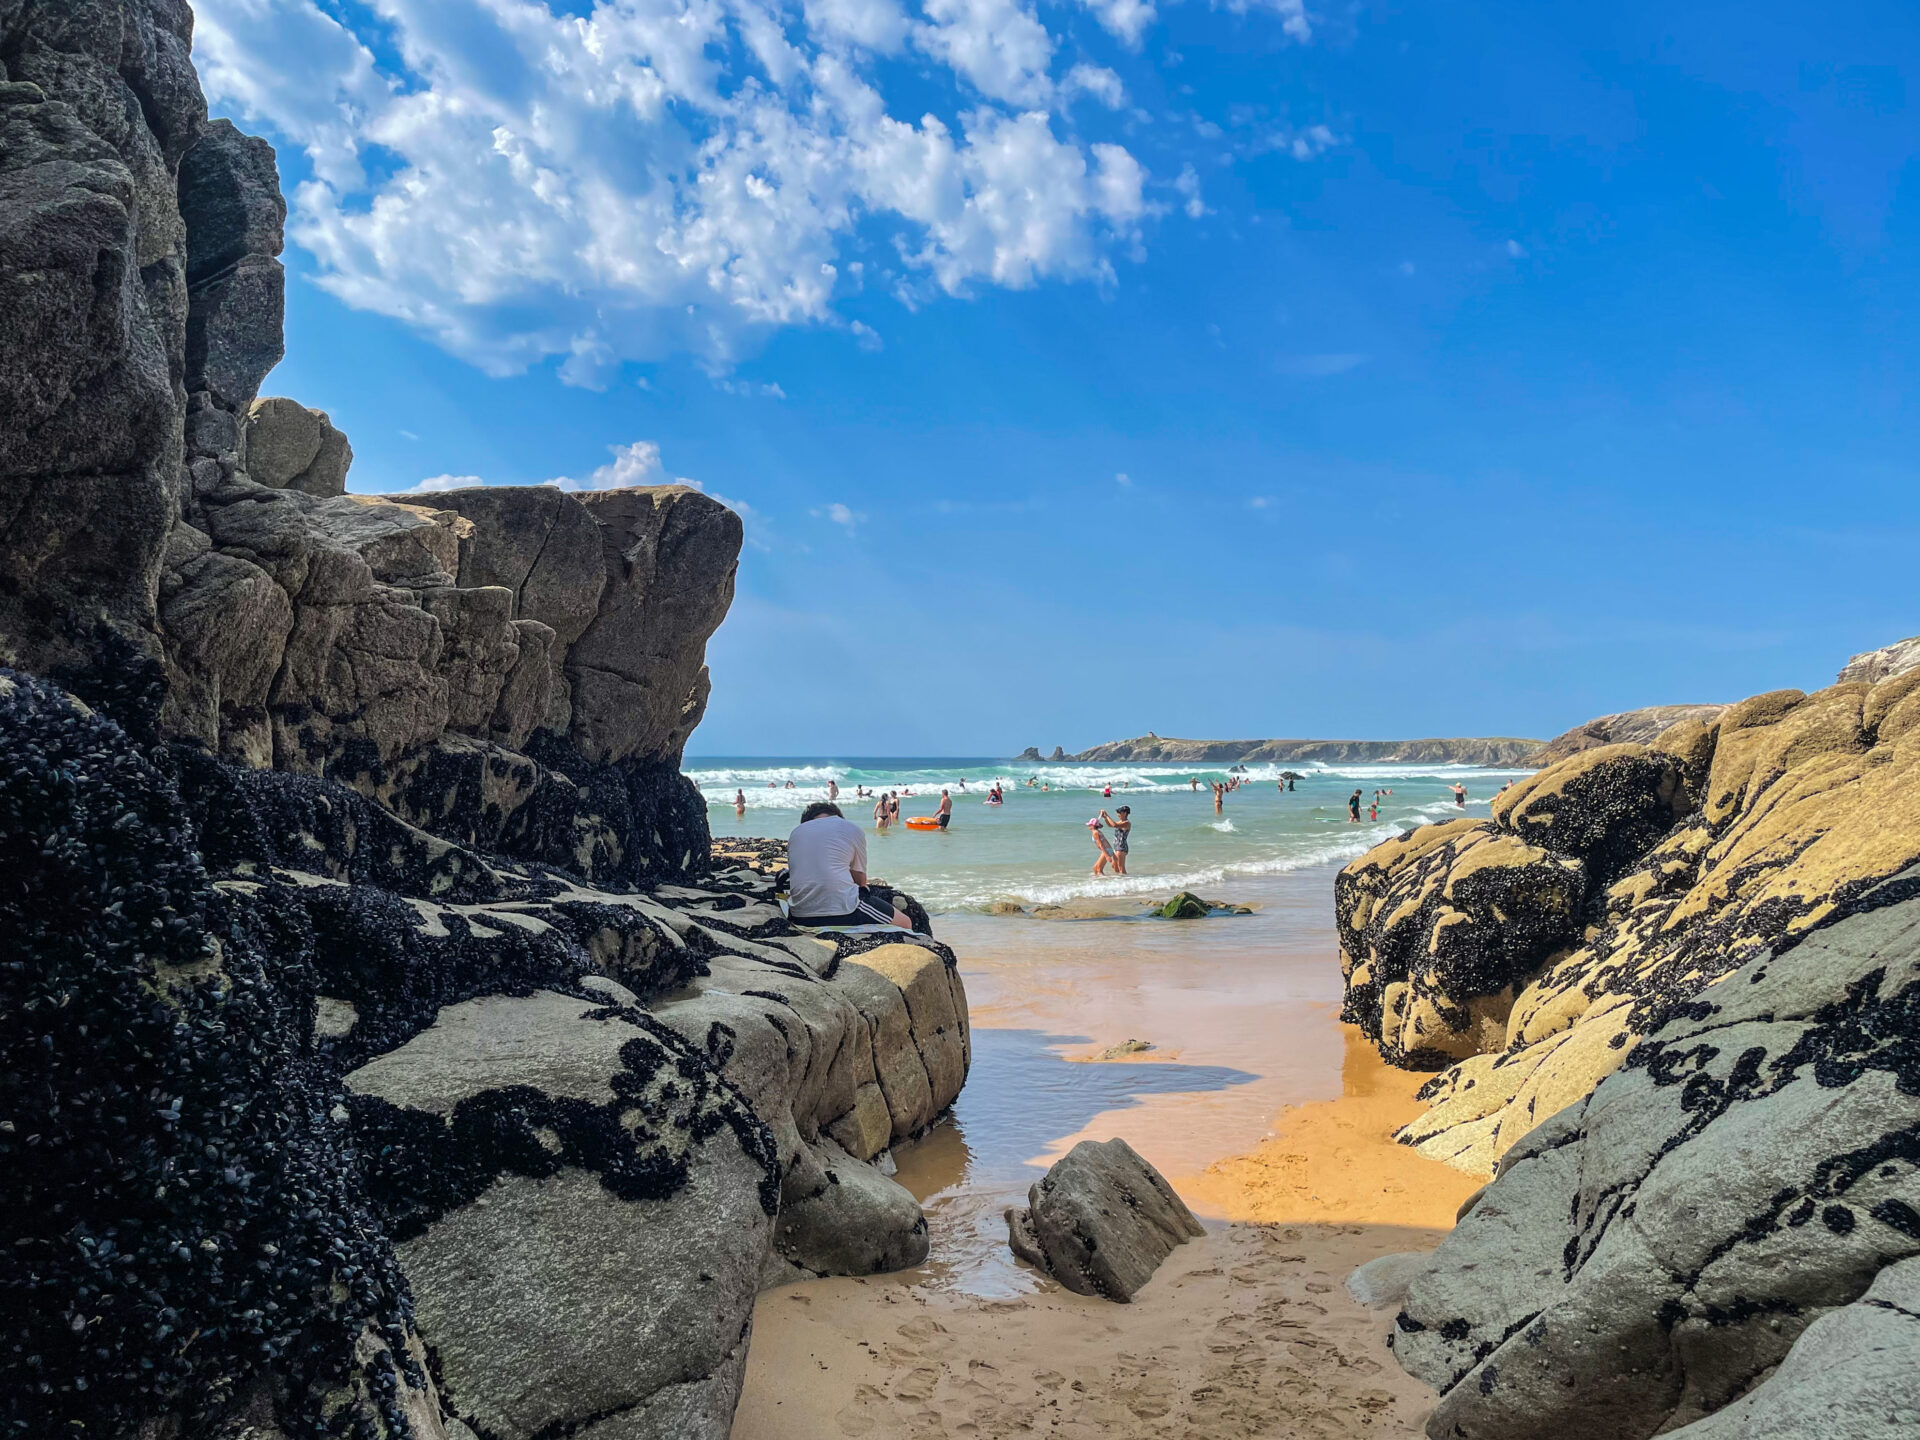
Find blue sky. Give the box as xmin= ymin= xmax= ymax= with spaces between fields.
xmin=201 ymin=0 xmax=1919 ymax=754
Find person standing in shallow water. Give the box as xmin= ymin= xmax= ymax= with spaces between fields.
xmin=1450 ymin=782 xmax=1468 ymax=807
xmin=874 ymin=791 xmax=892 ymax=831
xmin=734 ymin=789 xmax=745 ymax=816
xmin=936 ymin=789 xmax=953 ymax=830
xmin=1088 ymin=815 xmax=1115 ymax=875
xmin=1102 ymin=805 xmax=1132 ymax=874
xmin=1348 ymin=789 xmax=1363 ymax=823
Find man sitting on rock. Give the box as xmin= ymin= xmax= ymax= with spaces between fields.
xmin=788 ymin=802 xmax=911 ymax=929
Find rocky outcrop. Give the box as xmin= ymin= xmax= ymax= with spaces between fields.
xmin=0 ymin=5 xmax=969 ymax=1438
xmin=1006 ymin=1138 xmax=1204 ymax=1300
xmin=1065 ymin=734 xmax=1542 ymax=765
xmin=1385 ymin=887 xmax=1920 ymax=1440
xmin=1338 ymin=673 xmax=1920 ymax=1176
xmin=2 ymin=0 xmax=732 ymax=888
xmin=1516 ymin=703 xmax=1727 ymax=769
xmin=2 ymin=663 xmax=971 ymax=1440
xmin=1840 ymin=634 xmax=1920 ymax=685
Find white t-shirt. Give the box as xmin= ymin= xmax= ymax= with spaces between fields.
xmin=788 ymin=815 xmax=867 ymax=918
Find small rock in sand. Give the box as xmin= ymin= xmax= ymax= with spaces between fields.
xmin=1006 ymin=1138 xmax=1204 ymax=1301
xmin=1093 ymin=1039 xmax=1155 ymax=1060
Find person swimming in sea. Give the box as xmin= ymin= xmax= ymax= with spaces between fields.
xmin=1369 ymin=799 xmax=1379 ymax=821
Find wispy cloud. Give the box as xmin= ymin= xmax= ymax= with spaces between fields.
xmin=1174 ymin=164 xmax=1208 ymax=219
xmin=813 ymin=501 xmax=867 ymax=532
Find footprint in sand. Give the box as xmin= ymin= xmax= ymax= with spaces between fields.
xmin=893 ymin=1366 xmax=941 ymax=1402
xmin=898 ymin=1317 xmax=948 ymax=1344
xmin=835 ymin=1388 xmax=885 ymax=1437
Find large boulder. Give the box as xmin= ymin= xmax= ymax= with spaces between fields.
xmin=1005 ymin=1138 xmax=1205 ymax=1301
xmin=1345 ymin=676 xmax=1920 ymax=1176
xmin=244 ymin=396 xmax=352 ymax=496
xmin=345 ymin=991 xmax=781 ymax=1440
xmin=566 ymin=487 xmax=743 ymax=765
xmin=1336 ymin=819 xmax=1585 ymax=1066
xmin=1389 ymin=888 xmax=1920 ymax=1440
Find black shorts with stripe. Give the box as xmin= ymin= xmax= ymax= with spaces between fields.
xmin=791 ymin=884 xmax=898 ymax=928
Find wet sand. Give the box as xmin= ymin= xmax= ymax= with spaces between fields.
xmin=732 ymin=865 xmax=1480 ymax=1439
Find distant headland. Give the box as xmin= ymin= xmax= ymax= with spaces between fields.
xmin=1018 ymin=734 xmax=1543 ymax=766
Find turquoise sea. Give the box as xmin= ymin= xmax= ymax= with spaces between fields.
xmin=688 ymin=755 xmax=1530 ymax=913
xmin=691 ymin=753 xmax=1537 ymax=1291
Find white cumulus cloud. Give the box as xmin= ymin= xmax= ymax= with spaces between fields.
xmin=551 ymin=439 xmax=684 ymax=492
xmin=191 ymin=0 xmax=1277 ymax=378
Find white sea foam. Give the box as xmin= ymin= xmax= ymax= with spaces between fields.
xmin=1208 ymin=819 xmax=1238 ymax=832
xmin=930 ymin=833 xmax=1388 ymax=911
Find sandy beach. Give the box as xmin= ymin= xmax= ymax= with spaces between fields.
xmin=732 ymin=868 xmax=1483 ymax=1439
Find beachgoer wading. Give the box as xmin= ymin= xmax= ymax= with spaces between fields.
xmin=1102 ymin=805 xmax=1132 ymax=874
xmin=787 ymin=802 xmax=910 ymax=928
xmin=1089 ymin=815 xmax=1115 ymax=875
xmin=936 ymin=790 xmax=953 ymax=830
xmin=1348 ymin=789 xmax=1363 ymax=823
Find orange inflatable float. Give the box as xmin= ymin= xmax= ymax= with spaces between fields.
xmin=904 ymin=816 xmax=942 ymax=831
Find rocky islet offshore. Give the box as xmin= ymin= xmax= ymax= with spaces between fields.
xmin=0 ymin=5 xmax=968 ymax=1437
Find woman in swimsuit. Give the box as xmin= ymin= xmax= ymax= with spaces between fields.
xmin=734 ymin=789 xmax=746 ymax=816
xmin=1089 ymin=816 xmax=1114 ymax=876
xmin=874 ymin=793 xmax=892 ymax=830
xmin=1102 ymin=806 xmax=1131 ymax=874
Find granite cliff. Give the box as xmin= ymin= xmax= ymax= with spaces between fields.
xmin=0 ymin=6 xmax=968 ymax=1438
xmin=1335 ymin=677 xmax=1920 ymax=1438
